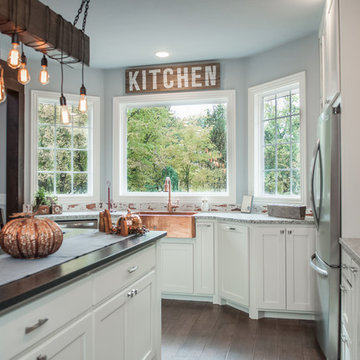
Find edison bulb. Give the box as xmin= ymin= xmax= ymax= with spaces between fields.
xmin=39 ymin=55 xmax=49 ymax=85
xmin=60 ymin=105 xmax=71 ymax=124
xmin=0 ymin=66 xmax=6 ymax=104
xmin=7 ymin=35 xmax=21 ymax=69
xmin=78 ymin=93 xmax=87 ymax=113
xmin=59 ymin=95 xmax=71 ymax=125
xmin=78 ymin=85 xmax=87 ymax=113
xmin=17 ymin=62 xmax=30 ymax=85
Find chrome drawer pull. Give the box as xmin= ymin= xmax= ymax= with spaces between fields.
xmin=350 ymin=267 xmax=358 ymax=273
xmin=25 ymin=318 xmax=48 ymax=334
xmin=37 ymin=355 xmax=47 ymax=360
xmin=226 ymin=227 xmax=236 ymax=231
xmin=128 ymin=265 xmax=138 ymax=273
xmin=340 ymin=284 xmax=348 ymax=292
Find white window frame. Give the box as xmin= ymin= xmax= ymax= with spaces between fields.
xmin=248 ymin=72 xmax=307 ymax=205
xmin=30 ymin=90 xmax=101 ymax=204
xmin=113 ymin=90 xmax=236 ymax=203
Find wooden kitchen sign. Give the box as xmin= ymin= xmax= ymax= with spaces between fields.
xmin=125 ymin=62 xmax=220 ymax=94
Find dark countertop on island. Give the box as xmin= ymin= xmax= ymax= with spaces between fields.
xmin=0 ymin=230 xmax=166 ymax=313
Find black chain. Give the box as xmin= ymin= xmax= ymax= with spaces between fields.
xmin=73 ymin=0 xmax=90 ymax=31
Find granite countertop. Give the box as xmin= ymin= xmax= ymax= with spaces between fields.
xmin=0 ymin=230 xmax=166 ymax=312
xmin=40 ymin=211 xmax=314 ymax=225
xmin=340 ymin=238 xmax=360 ymax=265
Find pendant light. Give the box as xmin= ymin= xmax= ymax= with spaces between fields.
xmin=74 ymin=0 xmax=90 ymax=113
xmin=17 ymin=45 xmax=30 ymax=85
xmin=39 ymin=54 xmax=50 ymax=85
xmin=7 ymin=33 xmax=21 ymax=69
xmin=0 ymin=65 xmax=6 ymax=104
xmin=59 ymin=50 xmax=70 ymax=124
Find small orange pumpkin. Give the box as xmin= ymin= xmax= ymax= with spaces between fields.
xmin=0 ymin=216 xmax=63 ymax=259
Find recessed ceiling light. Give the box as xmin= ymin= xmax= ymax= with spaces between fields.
xmin=155 ymin=51 xmax=169 ymax=58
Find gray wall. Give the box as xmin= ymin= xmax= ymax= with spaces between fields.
xmin=23 ymin=58 xmax=106 ymax=202
xmin=245 ymin=33 xmax=320 ymax=205
xmin=0 ymin=101 xmax=6 ymax=193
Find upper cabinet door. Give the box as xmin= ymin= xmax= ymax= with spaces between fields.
xmin=286 ymin=227 xmax=316 ymax=312
xmin=254 ymin=226 xmax=286 ymax=311
xmin=321 ymin=0 xmax=340 ymax=107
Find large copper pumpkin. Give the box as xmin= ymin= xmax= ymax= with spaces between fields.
xmin=0 ymin=217 xmax=63 ymax=259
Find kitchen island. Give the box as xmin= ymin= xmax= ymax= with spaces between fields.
xmin=0 ymin=229 xmax=166 ymax=360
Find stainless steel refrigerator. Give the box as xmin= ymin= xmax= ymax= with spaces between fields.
xmin=310 ymin=96 xmax=341 ymax=360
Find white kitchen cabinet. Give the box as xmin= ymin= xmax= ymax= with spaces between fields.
xmin=254 ymin=226 xmax=316 ymax=312
xmin=218 ymin=223 xmax=249 ymax=307
xmin=194 ymin=222 xmax=215 ymax=295
xmin=160 ymin=241 xmax=194 ymax=293
xmin=2 ymin=244 xmax=161 ymax=360
xmin=286 ymin=227 xmax=316 ymax=311
xmin=340 ymin=248 xmax=360 ymax=360
xmin=254 ymin=226 xmax=286 ymax=310
xmin=125 ymin=271 xmax=156 ymax=360
xmin=93 ymin=289 xmax=126 ymax=360
xmin=320 ymin=0 xmax=340 ymax=108
xmin=18 ymin=314 xmax=93 ymax=360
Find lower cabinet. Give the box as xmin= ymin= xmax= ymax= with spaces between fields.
xmin=94 ymin=271 xmax=156 ymax=360
xmin=340 ymin=248 xmax=360 ymax=360
xmin=254 ymin=226 xmax=315 ymax=312
xmin=160 ymin=241 xmax=194 ymax=293
xmin=218 ymin=223 xmax=249 ymax=307
xmin=18 ymin=315 xmax=93 ymax=360
xmin=2 ymin=244 xmax=161 ymax=360
xmin=160 ymin=222 xmax=215 ymax=297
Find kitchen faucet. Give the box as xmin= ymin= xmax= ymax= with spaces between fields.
xmin=164 ymin=177 xmax=179 ymax=212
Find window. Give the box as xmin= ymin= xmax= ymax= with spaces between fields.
xmin=30 ymin=91 xmax=100 ymax=203
xmin=113 ymin=90 xmax=236 ymax=202
xmin=248 ymin=72 xmax=306 ymax=204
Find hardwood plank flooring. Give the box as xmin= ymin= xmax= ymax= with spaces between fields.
xmin=162 ymin=300 xmax=325 ymax=360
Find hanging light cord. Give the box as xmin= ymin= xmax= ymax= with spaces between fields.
xmin=73 ymin=0 xmax=90 ymax=86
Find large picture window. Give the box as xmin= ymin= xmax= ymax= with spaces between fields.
xmin=113 ymin=91 xmax=236 ymax=202
xmin=248 ymin=72 xmax=306 ymax=204
xmin=31 ymin=91 xmax=100 ymax=203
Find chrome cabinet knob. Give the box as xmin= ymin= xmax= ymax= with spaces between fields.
xmin=280 ymin=230 xmax=285 ymax=234
xmin=127 ymin=291 xmax=133 ymax=298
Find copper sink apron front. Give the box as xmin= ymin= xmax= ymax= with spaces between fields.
xmin=137 ymin=212 xmax=196 ymax=238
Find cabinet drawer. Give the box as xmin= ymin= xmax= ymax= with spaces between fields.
xmin=0 ymin=276 xmax=92 ymax=360
xmin=93 ymin=245 xmax=156 ymax=304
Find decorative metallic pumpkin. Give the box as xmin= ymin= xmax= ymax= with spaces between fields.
xmin=0 ymin=217 xmax=63 ymax=259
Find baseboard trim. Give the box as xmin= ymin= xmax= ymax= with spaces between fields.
xmin=161 ymin=293 xmax=214 ymax=303
xmin=161 ymin=293 xmax=315 ymax=321
xmin=258 ymin=310 xmax=315 ymax=320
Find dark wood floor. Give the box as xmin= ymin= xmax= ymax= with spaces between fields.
xmin=162 ymin=300 xmax=325 ymax=360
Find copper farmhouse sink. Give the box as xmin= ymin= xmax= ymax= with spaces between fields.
xmin=137 ymin=212 xmax=197 ymax=238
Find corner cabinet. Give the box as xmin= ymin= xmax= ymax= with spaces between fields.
xmin=253 ymin=226 xmax=316 ymax=313
xmin=218 ymin=223 xmax=249 ymax=307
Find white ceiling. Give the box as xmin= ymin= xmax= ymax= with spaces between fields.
xmin=39 ymin=0 xmax=324 ymax=69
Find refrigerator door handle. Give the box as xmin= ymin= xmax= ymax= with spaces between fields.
xmin=310 ymin=253 xmax=328 ymax=277
xmin=310 ymin=139 xmax=322 ymax=230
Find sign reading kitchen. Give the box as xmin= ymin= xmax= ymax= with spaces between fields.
xmin=125 ymin=62 xmax=220 ymax=94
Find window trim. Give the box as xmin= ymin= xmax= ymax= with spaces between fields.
xmin=248 ymin=72 xmax=307 ymax=205
xmin=112 ymin=90 xmax=236 ymax=203
xmin=30 ymin=90 xmax=101 ymax=204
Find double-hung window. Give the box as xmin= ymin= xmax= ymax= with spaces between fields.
xmin=248 ymin=72 xmax=306 ymax=204
xmin=30 ymin=91 xmax=100 ymax=203
xmin=113 ymin=90 xmax=236 ymax=202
